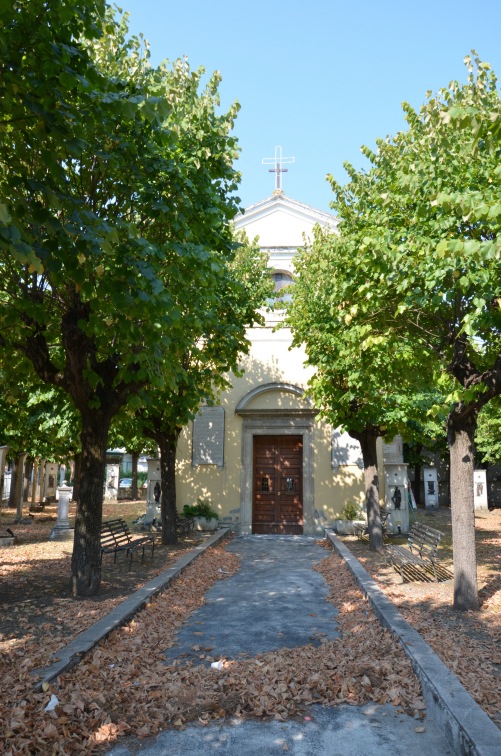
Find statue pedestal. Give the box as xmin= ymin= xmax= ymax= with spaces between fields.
xmin=145 ymin=499 xmax=161 ymax=523
xmin=49 ymin=485 xmax=74 ymax=541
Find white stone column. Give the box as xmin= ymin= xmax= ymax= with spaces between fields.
xmin=49 ymin=485 xmax=74 ymax=541
xmin=145 ymin=458 xmax=161 ymax=523
xmin=15 ymin=452 xmax=28 ymax=520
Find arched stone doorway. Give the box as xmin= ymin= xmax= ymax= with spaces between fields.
xmin=235 ymin=383 xmax=316 ymax=535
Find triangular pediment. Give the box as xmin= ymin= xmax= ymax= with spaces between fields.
xmin=234 ymin=193 xmax=338 ymax=249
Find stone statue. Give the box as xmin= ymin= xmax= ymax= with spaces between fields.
xmin=391 ymin=486 xmax=402 ymax=510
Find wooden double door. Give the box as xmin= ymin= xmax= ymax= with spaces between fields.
xmin=252 ymin=435 xmax=303 ymax=534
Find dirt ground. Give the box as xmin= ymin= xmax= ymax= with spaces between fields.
xmin=0 ymin=501 xmax=500 ymax=753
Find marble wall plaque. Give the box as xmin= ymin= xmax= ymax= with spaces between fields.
xmin=193 ymin=406 xmax=224 ymax=467
xmin=383 ymin=435 xmax=404 ymax=464
xmin=332 ymin=430 xmax=364 ymax=469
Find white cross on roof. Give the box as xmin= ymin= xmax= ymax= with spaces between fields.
xmin=262 ymin=145 xmax=295 ymax=193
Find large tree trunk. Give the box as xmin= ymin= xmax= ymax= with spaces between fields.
xmin=72 ymin=453 xmax=82 ymax=504
xmin=30 ymin=458 xmax=39 ymax=509
xmin=158 ymin=430 xmax=181 ymax=546
xmin=71 ymin=416 xmax=110 ymax=597
xmin=23 ymin=458 xmax=32 ymax=503
xmin=349 ymin=426 xmax=383 ymax=551
xmin=15 ymin=453 xmax=26 ymax=520
xmin=447 ymin=406 xmax=479 ymax=611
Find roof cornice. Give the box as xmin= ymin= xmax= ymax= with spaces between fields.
xmin=235 ymin=194 xmax=339 ymax=230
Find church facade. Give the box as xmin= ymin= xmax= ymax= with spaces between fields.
xmin=175 ymin=190 xmax=366 ymax=534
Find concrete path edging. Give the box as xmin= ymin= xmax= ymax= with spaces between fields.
xmin=325 ymin=528 xmax=501 ymax=756
xmin=32 ymin=528 xmax=231 ymax=689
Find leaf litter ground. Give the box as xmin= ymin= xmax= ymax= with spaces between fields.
xmin=1 ymin=503 xmax=500 ymax=753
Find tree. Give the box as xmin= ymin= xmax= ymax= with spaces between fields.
xmin=402 ymin=397 xmax=449 ymax=505
xmin=0 ymin=355 xmax=80 ymax=462
xmin=476 ymin=399 xmax=501 ymax=468
xmin=287 ymin=227 xmax=436 ymax=551
xmin=318 ymin=55 xmax=500 ymax=610
xmin=108 ymin=413 xmax=156 ymax=500
xmin=0 ymin=3 xmax=241 ymax=595
xmin=132 ymin=233 xmax=273 ymax=546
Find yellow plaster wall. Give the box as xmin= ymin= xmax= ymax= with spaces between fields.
xmin=175 ymin=323 xmax=365 ymax=529
xmin=308 ymin=419 xmax=365 ymax=528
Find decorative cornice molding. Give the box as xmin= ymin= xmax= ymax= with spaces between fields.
xmin=235 ymin=194 xmax=338 ymax=231
xmin=235 ymin=382 xmax=313 ymax=414
xmin=236 ymin=409 xmax=317 ymax=419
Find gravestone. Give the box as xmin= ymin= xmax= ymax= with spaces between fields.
xmin=474 ymin=469 xmax=488 ymax=510
xmin=104 ymin=464 xmax=119 ymax=500
xmin=43 ymin=462 xmax=58 ymax=502
xmin=423 ymin=467 xmax=439 ymax=509
xmin=2 ymin=470 xmax=11 ymax=505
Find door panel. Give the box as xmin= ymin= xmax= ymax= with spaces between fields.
xmin=252 ymin=435 xmax=303 ymax=534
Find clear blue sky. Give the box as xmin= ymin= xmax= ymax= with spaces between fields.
xmin=119 ymin=0 xmax=501 ymax=214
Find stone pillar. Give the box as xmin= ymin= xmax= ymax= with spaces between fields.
xmin=15 ymin=452 xmax=28 ymax=521
xmin=49 ymin=485 xmax=74 ymax=541
xmin=384 ymin=463 xmax=409 ymax=534
xmin=381 ymin=435 xmax=404 ymax=502
xmin=145 ymin=458 xmax=161 ymax=523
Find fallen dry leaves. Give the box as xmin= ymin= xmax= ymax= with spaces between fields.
xmin=0 ymin=501 xmax=209 ymax=667
xmin=344 ymin=508 xmax=501 ymax=731
xmin=1 ymin=505 xmax=500 ymax=754
xmin=1 ymin=540 xmax=426 ymax=755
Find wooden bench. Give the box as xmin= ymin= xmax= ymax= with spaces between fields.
xmin=176 ymin=515 xmax=195 ymax=534
xmin=384 ymin=521 xmax=453 ymax=582
xmin=100 ymin=518 xmax=155 ymax=570
xmin=354 ymin=510 xmax=390 ymax=541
